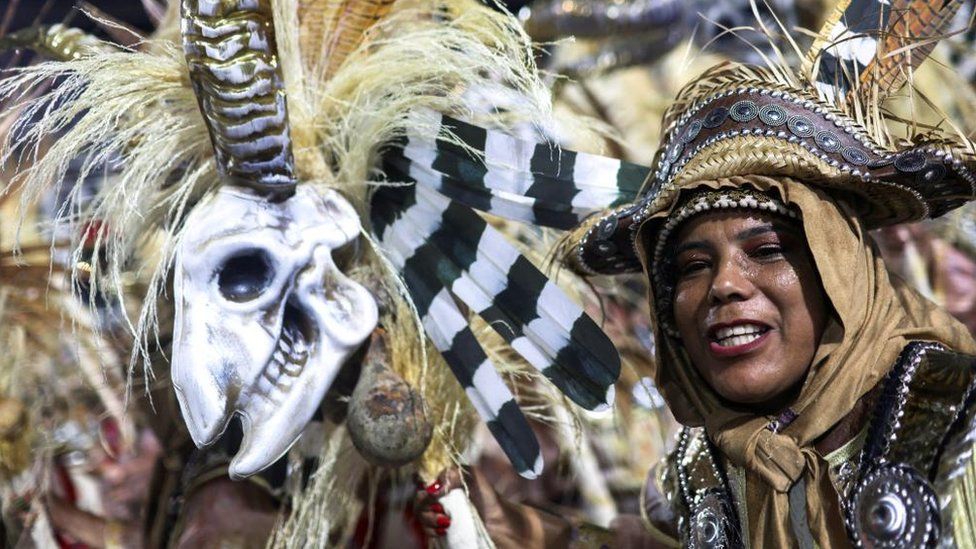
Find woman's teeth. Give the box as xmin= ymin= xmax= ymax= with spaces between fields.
xmin=713 ymin=324 xmax=767 ymax=347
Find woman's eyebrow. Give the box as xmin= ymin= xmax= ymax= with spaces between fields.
xmin=735 ymin=223 xmax=799 ymax=241
xmin=675 ymin=240 xmax=710 ymax=255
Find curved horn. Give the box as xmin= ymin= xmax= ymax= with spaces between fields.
xmin=182 ymin=0 xmax=296 ymax=199
xmin=519 ymin=0 xmax=685 ymax=42
xmin=552 ymin=29 xmax=686 ymax=77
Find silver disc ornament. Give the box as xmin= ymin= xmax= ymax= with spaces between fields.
xmin=847 ymin=463 xmax=940 ymax=548
xmin=688 ymin=487 xmax=743 ymax=549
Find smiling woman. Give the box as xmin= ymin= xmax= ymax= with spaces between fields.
xmin=404 ymin=0 xmax=976 ymax=546
xmin=549 ymin=0 xmax=976 ymax=538
xmin=622 ymin=173 xmax=976 ymax=546
xmin=665 ymin=201 xmax=827 ymax=411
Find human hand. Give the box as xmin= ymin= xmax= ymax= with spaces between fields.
xmin=413 ymin=468 xmax=462 ymax=538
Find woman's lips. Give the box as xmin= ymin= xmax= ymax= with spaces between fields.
xmin=708 ymin=329 xmax=771 ymax=358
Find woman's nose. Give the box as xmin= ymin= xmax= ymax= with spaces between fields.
xmin=709 ymin=257 xmax=755 ymax=303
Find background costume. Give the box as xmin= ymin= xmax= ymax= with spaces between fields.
xmin=0 ymin=0 xmax=622 ymax=546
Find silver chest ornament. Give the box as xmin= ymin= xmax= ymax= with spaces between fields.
xmin=847 ymin=463 xmax=941 ymax=548
xmin=173 ymin=186 xmax=378 ymax=478
xmin=688 ymin=487 xmax=742 ymax=549
xmin=675 ymin=429 xmax=744 ymax=549
xmin=844 ymin=343 xmax=950 ymax=549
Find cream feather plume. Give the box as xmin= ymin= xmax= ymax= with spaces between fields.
xmin=1 ymin=1 xmax=556 ymax=542
xmin=0 ymin=0 xmax=553 ymax=367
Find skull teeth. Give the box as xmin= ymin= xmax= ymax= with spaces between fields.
xmin=253 ymin=306 xmax=312 ymax=404
xmin=278 ymin=327 xmax=308 ymax=375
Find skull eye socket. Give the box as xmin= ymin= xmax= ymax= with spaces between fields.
xmin=217 ymin=249 xmax=275 ymax=303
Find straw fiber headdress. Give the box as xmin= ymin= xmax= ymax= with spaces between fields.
xmin=1 ymin=0 xmax=620 ymax=482
xmin=573 ymin=0 xmax=976 ymax=274
xmin=9 ymin=0 xmax=971 ymax=485
xmin=384 ymin=0 xmax=976 ymax=277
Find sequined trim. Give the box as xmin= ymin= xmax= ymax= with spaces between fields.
xmin=825 ymin=426 xmax=868 ymax=500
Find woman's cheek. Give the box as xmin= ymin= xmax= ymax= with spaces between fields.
xmin=673 ymin=284 xmax=705 ymax=334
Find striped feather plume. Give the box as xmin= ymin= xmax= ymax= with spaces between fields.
xmin=809 ymin=0 xmax=966 ymax=102
xmin=383 ymin=108 xmax=649 ymax=230
xmin=371 ymin=179 xmax=622 ymax=477
xmin=369 ymin=58 xmax=642 ymax=476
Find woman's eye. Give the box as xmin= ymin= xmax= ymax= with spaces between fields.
xmin=678 ymin=259 xmax=710 ymax=276
xmin=751 ymin=243 xmax=784 ymax=259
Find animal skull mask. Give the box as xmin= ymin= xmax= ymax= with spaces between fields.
xmin=173 ymin=186 xmax=378 ymax=478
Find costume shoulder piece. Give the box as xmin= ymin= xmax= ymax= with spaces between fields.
xmin=660 ymin=343 xmax=976 ymax=548
xmin=846 ymin=341 xmax=976 ymax=547
xmin=660 ymin=428 xmax=744 ymax=548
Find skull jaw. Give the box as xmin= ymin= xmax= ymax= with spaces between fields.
xmin=172 ymin=185 xmax=378 ymax=477
xmin=173 ymin=294 xmax=377 ymax=479
xmin=228 ymin=331 xmax=361 ymax=478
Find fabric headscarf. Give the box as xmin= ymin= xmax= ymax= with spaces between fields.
xmin=635 ymin=174 xmax=976 ymax=547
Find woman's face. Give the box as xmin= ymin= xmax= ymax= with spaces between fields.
xmin=670 ymin=210 xmax=828 ymax=410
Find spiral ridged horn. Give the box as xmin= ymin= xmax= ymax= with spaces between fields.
xmin=182 ymin=0 xmax=296 ymax=199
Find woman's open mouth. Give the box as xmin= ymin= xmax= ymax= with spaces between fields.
xmin=707 ymin=322 xmax=771 ymax=357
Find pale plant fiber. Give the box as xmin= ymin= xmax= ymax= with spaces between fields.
xmin=0 ymin=0 xmax=559 ymax=545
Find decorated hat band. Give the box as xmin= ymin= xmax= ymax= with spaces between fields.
xmin=575 ymin=83 xmax=976 ymax=276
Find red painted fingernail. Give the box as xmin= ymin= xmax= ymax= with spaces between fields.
xmin=436 ymin=528 xmax=446 ymax=537
xmin=431 ymin=503 xmax=444 ymax=513
xmin=426 ymin=481 xmax=442 ymax=494
xmin=437 ymin=515 xmax=450 ymax=527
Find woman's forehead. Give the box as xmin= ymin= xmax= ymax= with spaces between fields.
xmin=673 ymin=210 xmax=801 ymax=244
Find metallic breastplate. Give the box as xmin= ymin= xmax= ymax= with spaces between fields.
xmin=668 ymin=342 xmax=976 ymax=548
xmin=846 ymin=342 xmax=976 ymax=548
xmin=671 ymin=428 xmax=744 ymax=548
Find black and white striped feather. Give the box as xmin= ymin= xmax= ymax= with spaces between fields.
xmin=372 ymin=185 xmax=543 ymax=478
xmin=813 ymin=0 xmax=965 ymax=100
xmin=379 ymin=181 xmax=619 ymax=409
xmin=812 ymin=0 xmax=891 ymax=97
xmin=372 ymin=181 xmax=621 ymax=477
xmin=383 ymin=108 xmax=648 ymax=229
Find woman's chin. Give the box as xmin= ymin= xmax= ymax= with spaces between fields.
xmin=712 ymin=376 xmax=804 ymax=412
xmin=716 ymin=387 xmax=779 ymax=405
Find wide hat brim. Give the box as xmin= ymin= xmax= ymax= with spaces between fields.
xmin=573 ymin=81 xmax=976 ymax=276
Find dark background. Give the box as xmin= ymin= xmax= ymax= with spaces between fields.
xmin=2 ymin=1 xmax=158 ymax=35
xmin=0 ymin=0 xmax=527 ymax=37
